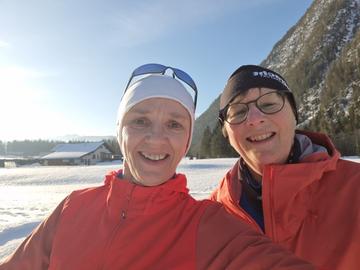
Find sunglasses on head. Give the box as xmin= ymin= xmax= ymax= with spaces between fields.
xmin=124 ymin=63 xmax=198 ymax=109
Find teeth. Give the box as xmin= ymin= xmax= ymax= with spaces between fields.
xmin=141 ymin=152 xmax=167 ymax=161
xmin=249 ymin=133 xmax=273 ymax=142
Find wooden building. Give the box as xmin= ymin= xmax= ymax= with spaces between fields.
xmin=41 ymin=141 xmax=113 ymax=166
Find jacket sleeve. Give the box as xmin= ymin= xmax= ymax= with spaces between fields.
xmin=0 ymin=198 xmax=67 ymax=270
xmin=196 ymin=203 xmax=315 ymax=270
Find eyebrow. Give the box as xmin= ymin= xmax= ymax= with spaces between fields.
xmin=231 ymin=94 xmax=247 ymax=104
xmin=130 ymin=109 xmax=189 ymax=120
xmin=168 ymin=112 xmax=189 ymax=120
xmin=232 ymin=88 xmax=265 ymax=103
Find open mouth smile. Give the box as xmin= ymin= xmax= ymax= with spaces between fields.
xmin=140 ymin=152 xmax=169 ymax=161
xmin=247 ymin=132 xmax=275 ymax=142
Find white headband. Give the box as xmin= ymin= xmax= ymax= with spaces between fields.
xmin=116 ymin=74 xmax=195 ymax=155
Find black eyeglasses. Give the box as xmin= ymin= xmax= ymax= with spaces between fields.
xmin=219 ymin=91 xmax=286 ymax=125
xmin=124 ymin=63 xmax=198 ymax=109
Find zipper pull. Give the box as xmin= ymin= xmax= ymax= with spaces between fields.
xmin=121 ymin=210 xmax=126 ymax=219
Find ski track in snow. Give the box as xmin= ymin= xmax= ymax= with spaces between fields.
xmin=0 ymin=157 xmax=359 ymax=261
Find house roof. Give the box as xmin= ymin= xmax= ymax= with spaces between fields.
xmin=41 ymin=141 xmax=108 ymax=160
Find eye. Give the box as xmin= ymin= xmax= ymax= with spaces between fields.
xmin=130 ymin=117 xmax=150 ymax=128
xmin=258 ymin=101 xmax=281 ymax=113
xmin=167 ymin=120 xmax=184 ymax=130
xmin=260 ymin=101 xmax=278 ymax=108
xmin=258 ymin=92 xmax=284 ymax=112
xmin=227 ymin=105 xmax=247 ymax=121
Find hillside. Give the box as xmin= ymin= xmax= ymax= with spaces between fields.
xmin=190 ymin=0 xmax=360 ymax=156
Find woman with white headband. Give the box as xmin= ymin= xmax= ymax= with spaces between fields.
xmin=0 ymin=64 xmax=314 ymax=270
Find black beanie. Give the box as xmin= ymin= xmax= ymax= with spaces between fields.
xmin=220 ymin=65 xmax=298 ymax=123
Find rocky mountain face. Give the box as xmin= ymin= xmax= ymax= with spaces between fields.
xmin=190 ymin=0 xmax=360 ymax=156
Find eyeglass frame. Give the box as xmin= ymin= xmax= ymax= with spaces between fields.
xmin=124 ymin=63 xmax=198 ymax=109
xmin=219 ymin=91 xmax=288 ymax=125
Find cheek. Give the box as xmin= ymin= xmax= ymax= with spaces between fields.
xmin=282 ymin=102 xmax=297 ymax=128
xmin=226 ymin=126 xmax=245 ymax=153
xmin=121 ymin=128 xmax=133 ymax=159
xmin=174 ymin=135 xmax=188 ymax=157
xmin=280 ymin=112 xmax=297 ymax=138
xmin=169 ymin=132 xmax=189 ymax=161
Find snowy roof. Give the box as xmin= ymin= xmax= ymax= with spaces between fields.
xmin=41 ymin=141 xmax=107 ymax=160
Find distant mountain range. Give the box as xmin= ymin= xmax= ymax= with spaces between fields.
xmin=52 ymin=134 xmax=116 ymax=142
xmin=190 ymin=0 xmax=360 ymax=156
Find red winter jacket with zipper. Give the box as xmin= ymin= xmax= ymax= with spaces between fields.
xmin=211 ymin=130 xmax=360 ymax=270
xmin=0 ymin=171 xmax=314 ymax=270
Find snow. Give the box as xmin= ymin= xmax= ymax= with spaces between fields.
xmin=344 ymin=0 xmax=360 ymax=43
xmin=319 ymin=0 xmax=360 ymax=58
xmin=266 ymin=0 xmax=326 ymax=70
xmin=52 ymin=141 xmax=104 ymax=152
xmin=0 ymin=157 xmax=359 ymax=261
xmin=0 ymin=158 xmax=237 ymax=260
xmin=267 ymin=0 xmax=360 ymax=71
xmin=298 ymin=85 xmax=321 ymax=121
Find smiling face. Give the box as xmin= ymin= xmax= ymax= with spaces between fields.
xmin=120 ymin=98 xmax=191 ymax=186
xmin=224 ymin=87 xmax=296 ymax=181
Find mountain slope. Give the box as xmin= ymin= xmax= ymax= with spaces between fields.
xmin=191 ymin=0 xmax=360 ymax=156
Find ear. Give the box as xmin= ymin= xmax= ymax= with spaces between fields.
xmin=291 ymin=112 xmax=297 ymax=129
xmin=222 ymin=125 xmax=228 ymax=138
xmin=116 ymin=123 xmax=122 ymax=150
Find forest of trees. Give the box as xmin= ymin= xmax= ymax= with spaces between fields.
xmin=299 ymin=30 xmax=360 ymax=155
xmin=0 ymin=140 xmax=61 ymax=157
xmin=192 ymin=123 xmax=238 ymax=159
xmin=0 ymin=138 xmax=122 ymax=157
xmin=195 ymin=121 xmax=360 ymax=159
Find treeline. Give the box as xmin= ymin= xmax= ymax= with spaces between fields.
xmin=194 ymin=124 xmax=360 ymax=159
xmin=0 ymin=140 xmax=61 ymax=157
xmin=302 ymin=29 xmax=360 ymax=156
xmin=103 ymin=139 xmax=122 ymax=156
xmin=190 ymin=123 xmax=238 ymax=159
xmin=0 ymin=138 xmax=122 ymax=157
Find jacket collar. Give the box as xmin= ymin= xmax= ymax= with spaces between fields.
xmin=295 ymin=130 xmax=339 ymax=162
xmin=103 ymin=170 xmax=189 ymax=219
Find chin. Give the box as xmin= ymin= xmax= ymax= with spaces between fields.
xmin=256 ymin=154 xmax=286 ymax=165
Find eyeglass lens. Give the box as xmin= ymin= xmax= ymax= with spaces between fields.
xmin=132 ymin=63 xmax=167 ymax=77
xmin=226 ymin=92 xmax=285 ymax=124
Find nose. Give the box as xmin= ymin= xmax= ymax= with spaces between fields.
xmin=245 ymin=103 xmax=265 ymax=125
xmin=146 ymin=123 xmax=166 ymax=141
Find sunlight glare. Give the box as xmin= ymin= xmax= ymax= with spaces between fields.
xmin=0 ymin=67 xmax=72 ymax=140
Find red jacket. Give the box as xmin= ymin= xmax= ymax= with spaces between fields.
xmin=211 ymin=130 xmax=360 ymax=270
xmin=0 ymin=171 xmax=314 ymax=270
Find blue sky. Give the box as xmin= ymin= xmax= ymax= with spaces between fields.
xmin=0 ymin=0 xmax=313 ymax=141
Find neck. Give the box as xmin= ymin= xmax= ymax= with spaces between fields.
xmin=240 ymin=159 xmax=263 ymax=183
xmin=123 ymin=162 xmax=145 ymax=186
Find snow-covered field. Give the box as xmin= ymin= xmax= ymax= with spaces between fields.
xmin=0 ymin=157 xmax=359 ymax=261
xmin=0 ymin=158 xmax=237 ymax=261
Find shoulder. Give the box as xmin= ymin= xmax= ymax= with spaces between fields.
xmin=68 ymin=184 xmax=108 ymax=198
xmin=63 ymin=184 xmax=108 ymax=210
xmin=337 ymin=158 xmax=360 ymax=170
xmin=327 ymin=158 xmax=360 ymax=184
xmin=332 ymin=158 xmax=360 ymax=188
